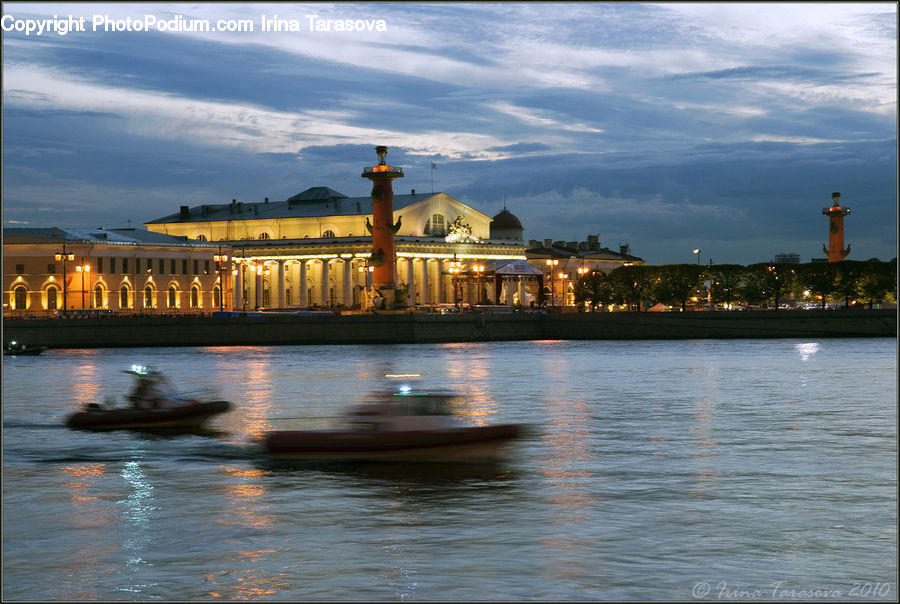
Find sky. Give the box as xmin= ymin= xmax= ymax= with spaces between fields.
xmin=2 ymin=2 xmax=896 ymax=265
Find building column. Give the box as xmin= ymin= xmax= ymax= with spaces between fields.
xmin=421 ymin=259 xmax=430 ymax=305
xmin=406 ymin=258 xmax=416 ymax=307
xmin=255 ymin=268 xmax=264 ymax=309
xmin=343 ymin=258 xmax=352 ymax=307
xmin=320 ymin=260 xmax=330 ymax=308
xmin=234 ymin=264 xmax=243 ymax=310
xmin=299 ymin=261 xmax=308 ymax=308
xmin=434 ymin=259 xmax=444 ymax=303
xmin=518 ymin=276 xmax=527 ymax=307
xmin=276 ymin=260 xmax=286 ymax=309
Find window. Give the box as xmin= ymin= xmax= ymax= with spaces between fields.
xmin=182 ymin=259 xmax=188 ymax=275
xmin=193 ymin=259 xmax=199 ymax=275
xmin=204 ymin=260 xmax=210 ymax=274
xmin=190 ymin=285 xmax=200 ymax=308
xmin=47 ymin=286 xmax=59 ymax=310
xmin=322 ymin=230 xmax=335 ymax=238
xmin=94 ymin=285 xmax=104 ymax=309
xmin=196 ymin=234 xmax=207 ymax=241
xmin=135 ymin=259 xmax=141 ymax=274
xmin=122 ymin=258 xmax=128 ymax=274
xmin=213 ymin=286 xmax=221 ymax=309
xmin=170 ymin=259 xmax=176 ymax=274
xmin=259 ymin=232 xmax=270 ymax=240
xmin=110 ymin=258 xmax=116 ymax=274
xmin=168 ymin=285 xmax=177 ymax=308
xmin=98 ymin=258 xmax=104 ymax=274
xmin=14 ymin=285 xmax=27 ymax=309
xmin=119 ymin=285 xmax=130 ymax=309
xmin=16 ymin=264 xmax=24 ymax=274
xmin=144 ymin=286 xmax=154 ymax=308
xmin=48 ymin=263 xmax=56 ymax=274
xmin=262 ymin=286 xmax=270 ymax=308
xmin=431 ymin=214 xmax=446 ymax=236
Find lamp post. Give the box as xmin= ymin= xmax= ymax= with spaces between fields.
xmin=558 ymin=271 xmax=569 ymax=307
xmin=693 ymin=248 xmax=701 ymax=264
xmin=213 ymin=248 xmax=228 ymax=312
xmin=358 ymin=262 xmax=374 ymax=307
xmin=472 ymin=264 xmax=485 ymax=304
xmin=449 ymin=255 xmax=463 ymax=308
xmin=75 ymin=262 xmax=91 ymax=309
xmin=545 ymin=259 xmax=559 ymax=307
xmin=54 ymin=244 xmax=75 ymax=315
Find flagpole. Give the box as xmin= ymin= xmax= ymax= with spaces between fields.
xmin=431 ymin=161 xmax=436 ymax=193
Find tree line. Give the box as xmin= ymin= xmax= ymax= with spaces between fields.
xmin=572 ymin=258 xmax=897 ymax=312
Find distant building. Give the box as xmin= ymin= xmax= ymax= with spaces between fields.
xmin=525 ymin=235 xmax=644 ymax=306
xmin=774 ymin=253 xmax=800 ymax=264
xmin=3 ymin=227 xmax=227 ymax=316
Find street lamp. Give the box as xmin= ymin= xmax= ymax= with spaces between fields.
xmin=449 ymin=255 xmax=463 ymax=308
xmin=472 ymin=264 xmax=485 ymax=304
xmin=75 ymin=262 xmax=91 ymax=309
xmin=213 ymin=248 xmax=228 ymax=312
xmin=693 ymin=248 xmax=701 ymax=264
xmin=53 ymin=244 xmax=75 ymax=315
xmin=545 ymin=259 xmax=559 ymax=307
xmin=558 ymin=271 xmax=568 ymax=306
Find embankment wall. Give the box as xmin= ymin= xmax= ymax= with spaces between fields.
xmin=3 ymin=309 xmax=895 ymax=349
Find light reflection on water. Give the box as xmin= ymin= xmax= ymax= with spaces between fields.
xmin=2 ymin=338 xmax=896 ymax=601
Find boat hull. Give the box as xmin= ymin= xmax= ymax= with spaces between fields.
xmin=65 ymin=400 xmax=231 ymax=430
xmin=263 ymin=424 xmax=523 ymax=462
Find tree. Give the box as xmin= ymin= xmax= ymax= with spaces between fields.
xmin=650 ymin=264 xmax=707 ymax=311
xmin=856 ymin=258 xmax=897 ymax=308
xmin=706 ymin=264 xmax=745 ymax=307
xmin=794 ymin=262 xmax=839 ymax=309
xmin=832 ymin=261 xmax=865 ymax=308
xmin=743 ymin=263 xmax=795 ymax=309
xmin=606 ymin=265 xmax=655 ymax=311
xmin=573 ymin=272 xmax=614 ymax=311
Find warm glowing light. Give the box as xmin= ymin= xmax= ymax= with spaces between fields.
xmin=372 ymin=165 xmax=391 ymax=172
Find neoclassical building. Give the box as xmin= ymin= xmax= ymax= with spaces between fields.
xmin=146 ymin=187 xmax=540 ymax=310
xmin=4 ymin=187 xmax=644 ymax=317
xmin=3 ymin=227 xmax=228 ymax=316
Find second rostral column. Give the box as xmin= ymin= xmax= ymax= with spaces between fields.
xmin=362 ymin=146 xmax=404 ymax=309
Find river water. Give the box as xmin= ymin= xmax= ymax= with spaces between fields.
xmin=2 ymin=338 xmax=896 ymax=601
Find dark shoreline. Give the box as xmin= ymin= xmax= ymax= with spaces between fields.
xmin=3 ymin=309 xmax=895 ymax=349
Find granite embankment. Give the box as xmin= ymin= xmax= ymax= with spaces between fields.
xmin=4 ymin=309 xmax=895 ymax=349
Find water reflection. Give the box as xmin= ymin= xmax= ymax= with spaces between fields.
xmin=795 ymin=342 xmax=821 ymax=362
xmin=117 ymin=456 xmax=159 ymax=595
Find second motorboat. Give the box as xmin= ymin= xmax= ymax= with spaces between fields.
xmin=262 ymin=378 xmax=526 ymax=462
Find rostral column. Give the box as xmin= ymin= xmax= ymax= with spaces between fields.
xmin=362 ymin=146 xmax=404 ymax=308
xmin=822 ymin=192 xmax=851 ymax=262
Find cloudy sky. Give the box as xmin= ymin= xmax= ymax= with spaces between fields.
xmin=2 ymin=2 xmax=896 ymax=264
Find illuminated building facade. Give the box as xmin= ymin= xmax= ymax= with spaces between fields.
xmin=3 ymin=227 xmax=228 ymax=316
xmin=146 ymin=187 xmax=537 ymax=310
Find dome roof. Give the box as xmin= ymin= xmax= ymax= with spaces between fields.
xmin=490 ymin=208 xmax=523 ymax=229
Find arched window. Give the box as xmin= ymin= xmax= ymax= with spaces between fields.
xmin=195 ymin=234 xmax=207 ymax=241
xmin=431 ymin=214 xmax=446 ymax=236
xmin=119 ymin=285 xmax=130 ymax=309
xmin=168 ymin=285 xmax=177 ymax=308
xmin=14 ymin=285 xmax=27 ymax=310
xmin=144 ymin=285 xmax=154 ymax=308
xmin=47 ymin=286 xmax=59 ymax=310
xmin=191 ymin=284 xmax=200 ymax=308
xmin=322 ymin=230 xmax=335 ymax=238
xmin=213 ymin=285 xmax=221 ymax=309
xmin=94 ymin=285 xmax=104 ymax=309
xmin=258 ymin=232 xmax=270 ymax=240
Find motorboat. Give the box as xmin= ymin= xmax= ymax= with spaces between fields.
xmin=65 ymin=365 xmax=232 ymax=430
xmin=262 ymin=381 xmax=526 ymax=462
xmin=4 ymin=340 xmax=47 ymax=356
